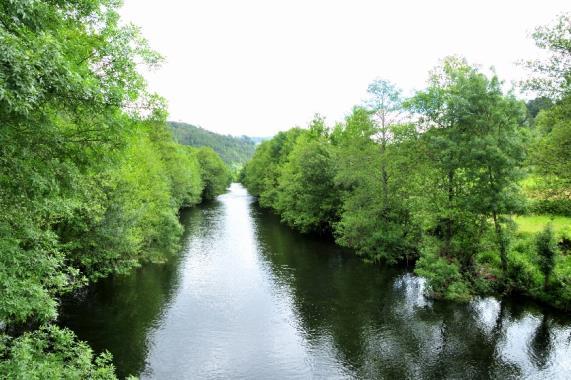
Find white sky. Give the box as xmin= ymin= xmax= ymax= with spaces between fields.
xmin=121 ymin=0 xmax=570 ymax=136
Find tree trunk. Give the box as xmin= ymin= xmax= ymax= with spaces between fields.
xmin=445 ymin=169 xmax=454 ymax=255
xmin=493 ymin=212 xmax=508 ymax=276
xmin=380 ymin=137 xmax=389 ymax=208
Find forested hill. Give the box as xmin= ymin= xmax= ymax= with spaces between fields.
xmin=169 ymin=122 xmax=257 ymax=166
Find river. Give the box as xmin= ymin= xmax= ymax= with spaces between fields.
xmin=59 ymin=183 xmax=571 ymax=379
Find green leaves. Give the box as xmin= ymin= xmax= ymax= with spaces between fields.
xmin=242 ymin=128 xmax=303 ymax=208
xmin=276 ymin=132 xmax=339 ymax=234
xmin=0 ymin=326 xmax=117 ymax=380
xmin=536 ymin=224 xmax=557 ymax=284
xmin=194 ymin=146 xmax=232 ymax=201
xmin=407 ymin=57 xmax=527 ymax=277
xmin=0 ymin=0 xmax=232 ymax=377
xmin=522 ymin=13 xmax=571 ymax=100
xmin=243 ymin=59 xmax=532 ymax=301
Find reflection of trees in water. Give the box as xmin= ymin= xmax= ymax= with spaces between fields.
xmin=251 ymin=206 xmax=388 ymax=373
xmin=251 ymin=205 xmax=568 ymax=378
xmin=528 ymin=314 xmax=552 ymax=370
xmin=59 ymin=206 xmax=210 ymax=378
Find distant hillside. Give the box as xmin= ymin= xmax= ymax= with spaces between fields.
xmin=249 ymin=136 xmax=272 ymax=144
xmin=169 ymin=122 xmax=257 ymax=166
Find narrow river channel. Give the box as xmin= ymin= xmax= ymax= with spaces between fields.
xmin=60 ymin=184 xmax=571 ymax=379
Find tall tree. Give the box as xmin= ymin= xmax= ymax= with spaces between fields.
xmin=332 ymin=106 xmax=421 ymax=263
xmin=276 ymin=116 xmax=340 ymax=234
xmin=365 ymin=79 xmax=403 ymax=205
xmin=407 ymin=57 xmax=526 ymax=278
xmin=242 ymin=128 xmax=303 ymax=209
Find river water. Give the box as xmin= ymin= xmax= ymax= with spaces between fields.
xmin=60 ymin=183 xmax=571 ymax=379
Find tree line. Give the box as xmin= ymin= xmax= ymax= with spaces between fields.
xmin=242 ymin=13 xmax=571 ymax=310
xmin=0 ymin=1 xmax=230 ymax=378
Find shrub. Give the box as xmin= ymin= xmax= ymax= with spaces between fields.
xmin=536 ymin=224 xmax=557 ymax=287
xmin=0 ymin=326 xmax=117 ymax=380
xmin=506 ymin=236 xmax=543 ymax=294
xmin=415 ymin=238 xmax=471 ymax=302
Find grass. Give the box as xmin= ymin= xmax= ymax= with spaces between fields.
xmin=513 ymin=214 xmax=571 ymax=235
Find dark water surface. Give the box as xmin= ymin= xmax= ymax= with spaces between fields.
xmin=60 ymin=184 xmax=571 ymax=379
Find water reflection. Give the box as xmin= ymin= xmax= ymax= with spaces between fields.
xmin=60 ymin=184 xmax=571 ymax=379
xmin=250 ymin=191 xmax=571 ymax=379
xmin=58 ymin=208 xmax=204 ymax=378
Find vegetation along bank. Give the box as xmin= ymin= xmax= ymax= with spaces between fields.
xmin=241 ymin=13 xmax=571 ymax=311
xmin=0 ymin=1 xmax=230 ymax=377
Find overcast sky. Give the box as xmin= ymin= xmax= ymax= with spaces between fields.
xmin=121 ymin=0 xmax=570 ymax=136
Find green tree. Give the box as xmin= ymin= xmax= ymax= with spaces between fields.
xmin=526 ymin=97 xmax=554 ymax=120
xmin=194 ymin=147 xmax=232 ymax=201
xmin=0 ymin=0 xmax=160 ymax=327
xmin=365 ymin=79 xmax=403 ymax=203
xmin=150 ymin=122 xmax=204 ymax=208
xmin=407 ymin=57 xmax=526 ymax=288
xmin=242 ymin=128 xmax=304 ymax=209
xmin=0 ymin=0 xmax=228 ymax=376
xmin=524 ymin=15 xmax=571 ymax=214
xmin=275 ymin=117 xmax=339 ymax=234
xmin=333 ymin=107 xmax=421 ymax=263
xmin=0 ymin=326 xmax=117 ymax=380
xmin=531 ymin=96 xmax=571 ymax=214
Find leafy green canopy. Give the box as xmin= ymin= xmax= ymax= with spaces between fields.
xmin=275 ymin=117 xmax=340 ymax=234
xmin=0 ymin=326 xmax=116 ymax=380
xmin=0 ymin=0 xmax=230 ymax=377
xmin=407 ymin=57 xmax=527 ymax=277
xmin=524 ymin=14 xmax=571 ymax=215
xmin=193 ymin=146 xmax=232 ymax=201
xmin=333 ymin=84 xmax=422 ymax=264
xmin=243 ymin=58 xmax=534 ymax=303
xmin=242 ymin=13 xmax=571 ymax=308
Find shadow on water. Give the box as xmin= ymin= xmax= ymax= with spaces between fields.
xmin=58 ymin=205 xmax=216 ymax=378
xmin=59 ymin=185 xmax=571 ymax=379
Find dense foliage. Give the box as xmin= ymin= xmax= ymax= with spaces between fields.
xmin=243 ymin=13 xmax=571 ymax=310
xmin=169 ymin=121 xmax=257 ymax=168
xmin=523 ymin=13 xmax=571 ymax=217
xmin=0 ymin=0 xmax=230 ymax=378
xmin=194 ymin=146 xmax=232 ymax=201
xmin=0 ymin=326 xmax=117 ymax=380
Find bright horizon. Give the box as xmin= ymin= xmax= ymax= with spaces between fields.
xmin=121 ymin=0 xmax=570 ymax=137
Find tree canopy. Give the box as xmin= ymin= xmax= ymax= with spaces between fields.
xmin=0 ymin=1 xmax=230 ymax=377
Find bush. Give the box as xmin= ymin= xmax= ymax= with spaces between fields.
xmin=506 ymin=236 xmax=544 ymax=294
xmin=551 ymin=255 xmax=571 ymax=309
xmin=415 ymin=238 xmax=472 ymax=302
xmin=536 ymin=224 xmax=557 ymax=286
xmin=0 ymin=326 xmax=117 ymax=380
xmin=530 ymin=198 xmax=571 ymax=216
